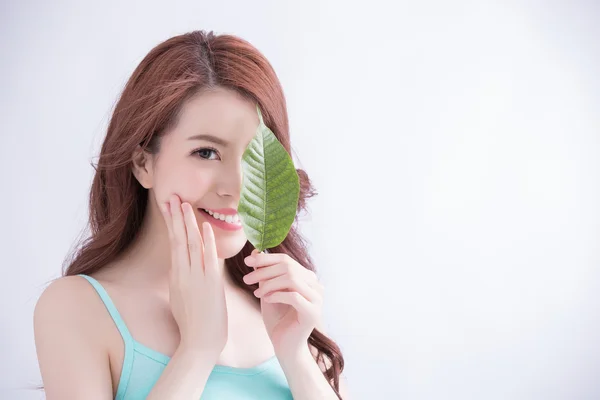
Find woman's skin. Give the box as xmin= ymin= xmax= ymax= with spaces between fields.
xmin=34 ymin=87 xmax=349 ymax=399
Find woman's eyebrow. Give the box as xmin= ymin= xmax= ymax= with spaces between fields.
xmin=187 ymin=133 xmax=229 ymax=148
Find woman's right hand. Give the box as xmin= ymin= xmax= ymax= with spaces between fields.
xmin=160 ymin=194 xmax=228 ymax=361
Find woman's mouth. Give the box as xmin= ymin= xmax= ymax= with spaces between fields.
xmin=198 ymin=208 xmax=243 ymax=231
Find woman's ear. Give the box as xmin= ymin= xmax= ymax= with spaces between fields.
xmin=131 ymin=144 xmax=154 ymax=189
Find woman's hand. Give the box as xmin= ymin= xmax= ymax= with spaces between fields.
xmin=242 ymin=250 xmax=325 ymax=359
xmin=160 ymin=194 xmax=228 ymax=361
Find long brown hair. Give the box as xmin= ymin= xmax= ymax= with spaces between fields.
xmin=62 ymin=30 xmax=345 ymax=396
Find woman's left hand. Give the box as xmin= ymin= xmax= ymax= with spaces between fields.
xmin=243 ymin=249 xmax=324 ymax=359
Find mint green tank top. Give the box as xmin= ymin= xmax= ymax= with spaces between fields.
xmin=78 ymin=274 xmax=293 ymax=399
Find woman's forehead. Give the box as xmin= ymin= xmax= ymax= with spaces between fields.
xmin=174 ymin=89 xmax=260 ymax=145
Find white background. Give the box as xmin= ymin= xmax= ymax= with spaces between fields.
xmin=1 ymin=1 xmax=599 ymax=399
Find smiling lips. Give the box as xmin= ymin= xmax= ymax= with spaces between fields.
xmin=202 ymin=207 xmax=238 ymax=215
xmin=199 ymin=208 xmax=243 ymax=231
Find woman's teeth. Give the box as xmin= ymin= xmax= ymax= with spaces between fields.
xmin=202 ymin=209 xmax=241 ymax=224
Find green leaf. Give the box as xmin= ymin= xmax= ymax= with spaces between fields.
xmin=237 ymin=104 xmax=300 ymax=252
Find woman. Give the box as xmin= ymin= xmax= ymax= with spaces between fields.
xmin=33 ymin=30 xmax=349 ymax=399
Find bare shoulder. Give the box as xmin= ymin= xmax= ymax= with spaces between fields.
xmin=36 ymin=274 xmax=90 ymax=305
xmin=34 ymin=274 xmax=118 ymax=352
xmin=34 ymin=275 xmax=104 ymax=328
xmin=34 ymin=275 xmax=114 ymax=399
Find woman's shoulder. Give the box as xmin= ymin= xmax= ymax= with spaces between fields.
xmin=35 ymin=274 xmax=99 ymax=312
xmin=35 ymin=275 xmax=93 ymax=314
xmin=33 ymin=275 xmax=117 ymax=396
xmin=33 ymin=274 xmax=113 ymax=343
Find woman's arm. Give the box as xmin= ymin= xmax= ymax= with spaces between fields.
xmin=34 ymin=277 xmax=114 ymax=400
xmin=279 ymin=345 xmax=351 ymax=400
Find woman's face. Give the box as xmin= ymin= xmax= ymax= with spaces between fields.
xmin=143 ymin=87 xmax=260 ymax=259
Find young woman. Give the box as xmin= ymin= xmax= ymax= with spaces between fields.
xmin=33 ymin=30 xmax=349 ymax=399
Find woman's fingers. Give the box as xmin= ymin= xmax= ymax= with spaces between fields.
xmin=244 ymin=261 xmax=320 ymax=290
xmin=201 ymin=222 xmax=220 ymax=279
xmin=161 ymin=195 xmax=222 ymax=283
xmin=160 ymin=199 xmax=175 ymax=244
xmin=244 ymin=251 xmax=287 ymax=267
xmin=263 ymin=291 xmax=314 ymax=319
xmin=253 ymin=274 xmax=319 ymax=304
xmin=243 ymin=263 xmax=287 ymax=285
xmin=159 ymin=199 xmax=178 ymax=282
xmin=160 ymin=195 xmax=189 ymax=282
xmin=182 ymin=202 xmax=205 ymax=274
xmin=169 ymin=195 xmax=191 ymax=271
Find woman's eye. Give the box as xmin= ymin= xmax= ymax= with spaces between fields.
xmin=193 ymin=148 xmax=220 ymax=160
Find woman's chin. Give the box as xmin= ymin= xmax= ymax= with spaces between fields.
xmin=214 ymin=234 xmax=248 ymax=260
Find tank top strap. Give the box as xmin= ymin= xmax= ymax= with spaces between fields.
xmin=78 ymin=274 xmax=134 ymax=345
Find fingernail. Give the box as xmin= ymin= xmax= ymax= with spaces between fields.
xmin=245 ymin=256 xmax=254 ymax=265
